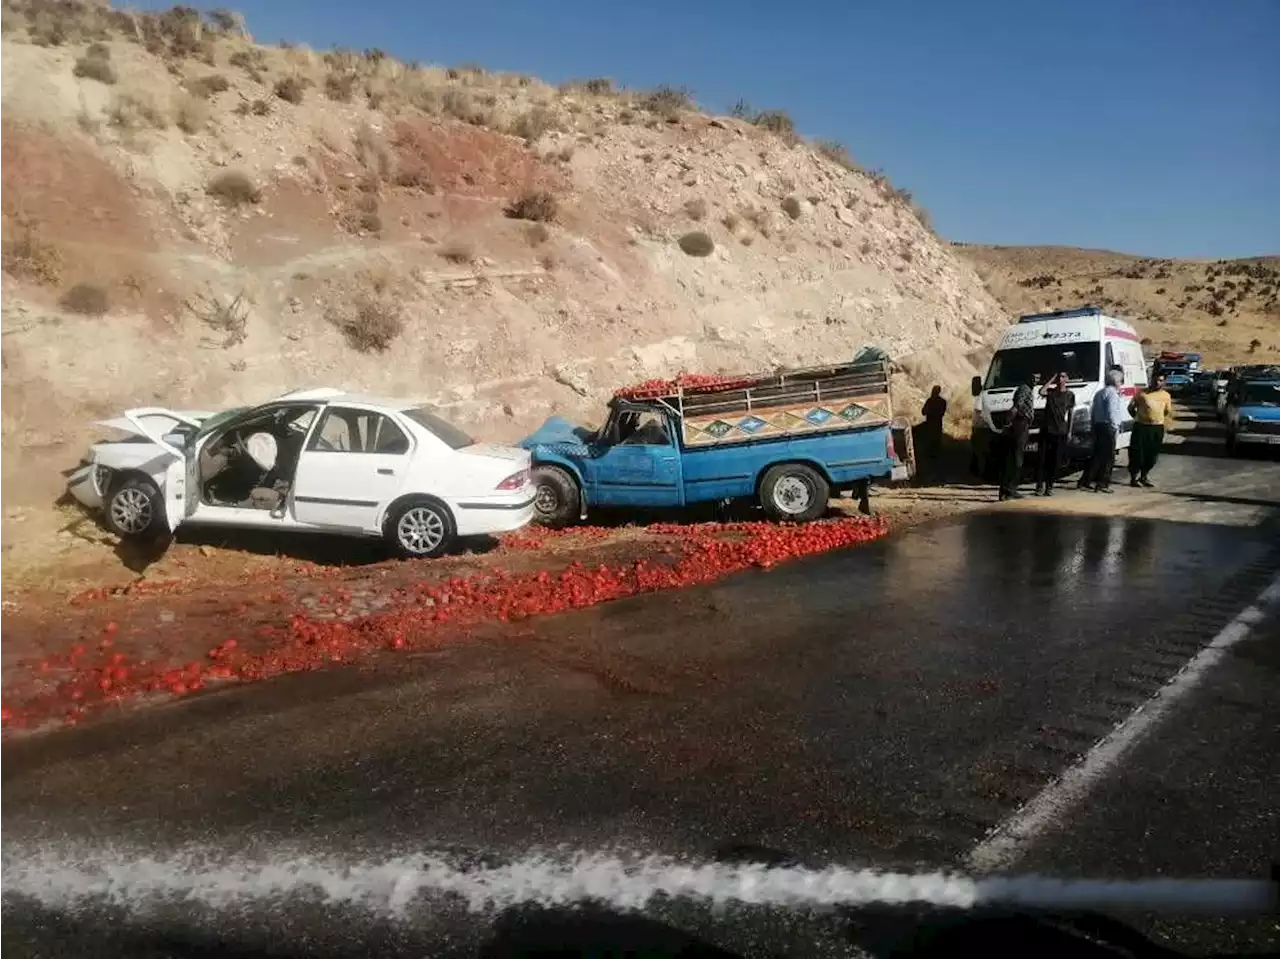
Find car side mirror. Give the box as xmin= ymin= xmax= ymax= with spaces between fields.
xmin=162 ymin=432 xmax=188 ymax=449
xmin=970 ymin=375 xmax=982 ymax=397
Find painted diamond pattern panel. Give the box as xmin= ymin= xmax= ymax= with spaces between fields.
xmin=681 ymin=397 xmax=892 ymax=446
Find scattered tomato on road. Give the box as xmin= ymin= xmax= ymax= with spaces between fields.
xmin=1 ymin=517 xmax=887 ymax=732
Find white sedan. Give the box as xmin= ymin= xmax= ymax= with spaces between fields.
xmin=66 ymin=388 xmax=535 ymax=558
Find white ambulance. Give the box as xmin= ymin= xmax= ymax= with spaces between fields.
xmin=969 ymin=306 xmax=1148 ymax=479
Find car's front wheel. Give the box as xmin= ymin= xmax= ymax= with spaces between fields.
xmin=385 ymin=497 xmax=455 ymax=558
xmin=531 ymin=465 xmax=581 ymax=528
xmin=104 ymin=474 xmax=169 ymax=540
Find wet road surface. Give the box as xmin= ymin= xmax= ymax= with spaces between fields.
xmin=4 ymin=406 xmax=1280 ymax=956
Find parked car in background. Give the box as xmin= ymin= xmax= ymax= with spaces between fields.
xmin=1225 ymin=375 xmax=1280 ymax=455
xmin=66 ymin=388 xmax=535 ymax=557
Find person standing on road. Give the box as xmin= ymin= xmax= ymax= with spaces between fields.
xmin=1080 ymin=369 xmax=1126 ymax=493
xmin=999 ymin=372 xmax=1038 ymax=501
xmin=1128 ymin=372 xmax=1174 ymax=488
xmin=1035 ymin=371 xmax=1075 ymax=496
xmin=920 ymin=385 xmax=947 ymax=466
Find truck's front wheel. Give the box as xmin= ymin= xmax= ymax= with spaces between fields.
xmin=531 ymin=465 xmax=581 ymax=528
xmin=760 ymin=463 xmax=829 ymax=523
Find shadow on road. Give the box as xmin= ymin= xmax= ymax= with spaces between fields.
xmin=1160 ymin=490 xmax=1280 ymax=510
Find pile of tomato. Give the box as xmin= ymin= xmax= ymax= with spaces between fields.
xmin=614 ymin=372 xmax=759 ymax=400
xmin=0 ymin=517 xmax=887 ymax=731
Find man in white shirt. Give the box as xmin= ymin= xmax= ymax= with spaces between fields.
xmin=1079 ymin=369 xmax=1126 ymax=493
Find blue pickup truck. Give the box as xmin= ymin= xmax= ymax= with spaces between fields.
xmin=519 ymin=360 xmax=914 ymax=526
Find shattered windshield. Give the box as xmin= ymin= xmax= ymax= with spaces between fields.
xmin=193 ymin=407 xmax=249 ymax=439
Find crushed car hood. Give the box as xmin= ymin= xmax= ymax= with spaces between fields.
xmin=94 ymin=410 xmax=217 ymax=435
xmin=520 ymin=416 xmax=596 ymax=451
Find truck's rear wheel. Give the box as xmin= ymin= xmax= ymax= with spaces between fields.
xmin=760 ymin=464 xmax=829 ymax=522
xmin=532 ymin=465 xmax=581 ymax=528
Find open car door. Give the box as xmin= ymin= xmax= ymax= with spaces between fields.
xmin=107 ymin=408 xmax=205 ymax=531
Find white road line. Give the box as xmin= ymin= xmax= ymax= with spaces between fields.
xmin=966 ymin=571 xmax=1280 ymax=873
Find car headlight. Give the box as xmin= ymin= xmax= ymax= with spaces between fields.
xmin=94 ymin=464 xmax=112 ymax=492
xmin=1238 ymin=415 xmax=1252 ymax=430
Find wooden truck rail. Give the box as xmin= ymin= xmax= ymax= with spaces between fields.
xmin=636 ymin=361 xmax=895 ymax=449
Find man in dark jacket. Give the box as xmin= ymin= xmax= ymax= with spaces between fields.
xmin=919 ymin=385 xmax=947 ymax=466
xmin=1035 ymin=372 xmax=1075 ymax=496
xmin=999 ymin=372 xmax=1038 ymax=501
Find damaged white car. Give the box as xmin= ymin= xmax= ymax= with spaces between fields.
xmin=66 ymin=388 xmax=535 ymax=558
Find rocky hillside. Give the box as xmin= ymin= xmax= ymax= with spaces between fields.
xmin=1 ymin=1 xmax=1008 ymax=552
xmin=956 ymin=244 xmax=1279 ymax=366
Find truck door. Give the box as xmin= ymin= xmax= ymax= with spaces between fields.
xmin=590 ymin=410 xmax=682 ymax=508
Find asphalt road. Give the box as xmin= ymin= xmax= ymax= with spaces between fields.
xmin=4 ymin=403 xmax=1280 ymax=957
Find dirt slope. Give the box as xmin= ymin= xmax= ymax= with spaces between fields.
xmin=1 ymin=1 xmax=1008 ymax=564
xmin=955 ymin=243 xmax=1279 ymax=366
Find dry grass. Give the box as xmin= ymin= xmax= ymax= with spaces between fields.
xmin=59 ymin=282 xmax=110 ymax=316
xmin=816 ymin=139 xmax=859 ymax=172
xmin=505 ymin=190 xmax=558 ymax=222
xmin=72 ymin=44 xmax=116 ymax=84
xmin=185 ymin=289 xmax=249 ymax=347
xmin=353 ymin=122 xmax=395 ymax=181
xmin=174 ymin=93 xmax=210 ymax=134
xmin=639 ymin=85 xmax=692 ymax=120
xmin=683 ymin=198 xmax=708 ymax=221
xmin=274 ymin=74 xmax=306 ymax=104
xmin=2 ymin=227 xmax=63 ymax=285
xmin=324 ymin=69 xmax=360 ymax=102
xmin=187 ymin=73 xmax=230 ymax=99
xmin=508 ymin=105 xmax=559 ymax=142
xmin=107 ymin=88 xmax=168 ymax=130
xmin=525 ymin=223 xmax=551 ymax=246
xmin=206 ymin=170 xmax=262 ymax=206
xmin=329 ymin=294 xmax=404 ymax=353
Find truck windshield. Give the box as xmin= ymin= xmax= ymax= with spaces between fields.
xmin=984 ymin=342 xmax=1100 ymax=390
xmin=1241 ymin=383 xmax=1280 ymax=406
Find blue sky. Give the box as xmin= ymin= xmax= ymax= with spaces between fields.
xmin=146 ymin=1 xmax=1278 ymax=258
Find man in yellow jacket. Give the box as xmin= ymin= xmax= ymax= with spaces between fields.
xmin=1128 ymin=373 xmax=1175 ymax=487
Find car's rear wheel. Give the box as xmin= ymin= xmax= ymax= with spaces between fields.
xmin=385 ymin=497 xmax=455 ymax=558
xmin=104 ymin=474 xmax=168 ymax=540
xmin=531 ymin=465 xmax=580 ymax=528
xmin=760 ymin=463 xmax=829 ymax=522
